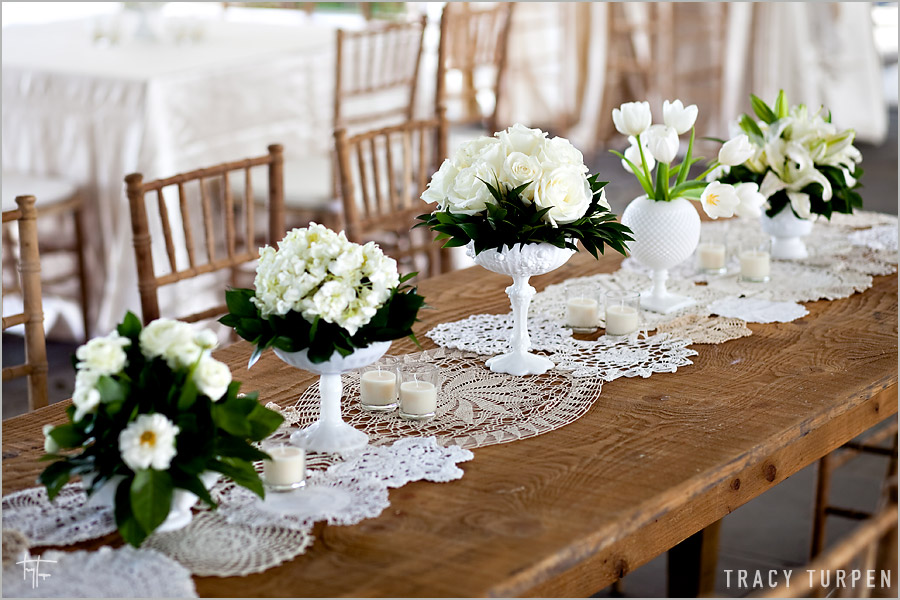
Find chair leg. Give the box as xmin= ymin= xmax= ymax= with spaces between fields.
xmin=73 ymin=204 xmax=91 ymax=341
xmin=811 ymin=453 xmax=833 ymax=559
xmin=667 ymin=519 xmax=721 ymax=597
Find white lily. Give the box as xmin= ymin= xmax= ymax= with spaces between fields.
xmin=662 ymin=99 xmax=698 ymax=135
xmin=718 ymin=134 xmax=755 ymax=167
xmin=612 ymin=101 xmax=652 ymax=137
xmin=644 ymin=124 xmax=679 ymax=164
xmin=787 ymin=191 xmax=812 ymax=219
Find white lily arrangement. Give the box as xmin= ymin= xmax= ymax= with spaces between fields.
xmin=715 ymin=90 xmax=863 ymax=220
xmin=612 ymin=99 xmax=764 ymax=219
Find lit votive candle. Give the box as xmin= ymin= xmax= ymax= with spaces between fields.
xmin=399 ymin=363 xmax=440 ymax=421
xmin=262 ymin=445 xmax=306 ymax=492
xmin=359 ymin=366 xmax=398 ymax=412
xmin=565 ymin=282 xmax=599 ymax=333
xmin=605 ymin=290 xmax=641 ymax=337
xmin=697 ymin=242 xmax=727 ymax=273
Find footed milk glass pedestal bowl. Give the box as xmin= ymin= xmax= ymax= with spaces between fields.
xmin=276 ymin=341 xmax=391 ymax=454
xmin=760 ymin=209 xmax=814 ymax=259
xmin=467 ymin=241 xmax=575 ymax=376
xmin=621 ymin=195 xmax=701 ymax=314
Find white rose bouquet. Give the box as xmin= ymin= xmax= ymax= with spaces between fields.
xmin=611 ymin=99 xmax=766 ymax=220
xmin=220 ymin=223 xmax=426 ymax=365
xmin=40 ymin=312 xmax=283 ymax=547
xmin=416 ymin=124 xmax=632 ymax=257
xmin=716 ymin=90 xmax=863 ymax=220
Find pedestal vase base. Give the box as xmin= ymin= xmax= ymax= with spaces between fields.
xmin=290 ymin=421 xmax=368 ymax=454
xmin=640 ymin=291 xmax=695 ymax=314
xmin=770 ymin=237 xmax=809 ymax=260
xmin=485 ymin=351 xmax=554 ymax=376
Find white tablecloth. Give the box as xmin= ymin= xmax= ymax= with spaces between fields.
xmin=2 ymin=17 xmax=337 ymax=336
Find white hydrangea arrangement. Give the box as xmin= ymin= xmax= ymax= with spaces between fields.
xmin=417 ymin=124 xmax=631 ymax=257
xmin=716 ymin=90 xmax=863 ymax=219
xmin=221 ymin=223 xmax=426 ymax=365
xmin=40 ymin=312 xmax=283 ymax=547
xmin=611 ymin=99 xmax=765 ymax=220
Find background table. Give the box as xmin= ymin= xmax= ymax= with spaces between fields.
xmin=2 ymin=17 xmax=336 ymax=337
xmin=2 ymin=250 xmax=896 ymax=596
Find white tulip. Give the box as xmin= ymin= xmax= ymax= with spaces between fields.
xmin=718 ymin=134 xmax=755 ymax=166
xmin=533 ymin=165 xmax=593 ymax=226
xmin=733 ymin=182 xmax=766 ymax=218
xmin=193 ymin=355 xmax=232 ymax=401
xmin=118 ymin=413 xmax=180 ymax=472
xmin=622 ymin=136 xmax=655 ymax=175
xmin=662 ymin=99 xmax=698 ymax=135
xmin=644 ymin=124 xmax=679 ymax=165
xmin=699 ymin=182 xmax=740 ymax=219
xmin=612 ymin=101 xmax=652 ymax=137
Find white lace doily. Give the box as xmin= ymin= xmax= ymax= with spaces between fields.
xmin=704 ymin=262 xmax=872 ymax=303
xmin=1 ymin=546 xmax=197 ymax=598
xmin=548 ymin=332 xmax=697 ymax=379
xmin=1 ymin=483 xmax=116 ymax=547
xmin=849 ymin=224 xmax=898 ymax=253
xmin=282 ymin=348 xmax=605 ymax=449
xmin=427 ymin=313 xmax=572 ymax=354
xmin=655 ymin=314 xmax=753 ymax=344
xmin=709 ymin=297 xmax=809 ymax=323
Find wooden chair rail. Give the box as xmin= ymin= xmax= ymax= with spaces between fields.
xmin=2 ymin=312 xmax=27 ymax=329
xmin=2 ymin=363 xmax=33 ymax=381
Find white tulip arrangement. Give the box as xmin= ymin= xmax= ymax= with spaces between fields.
xmin=612 ymin=99 xmax=764 ymax=220
xmin=716 ymin=90 xmax=863 ymax=220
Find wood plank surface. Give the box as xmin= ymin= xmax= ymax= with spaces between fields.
xmin=2 ymin=250 xmax=897 ymax=598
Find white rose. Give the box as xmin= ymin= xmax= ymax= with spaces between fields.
xmin=533 ymin=165 xmax=593 ymax=226
xmin=118 ymin=413 xmax=180 ymax=472
xmin=43 ymin=424 xmax=60 ymax=454
xmin=662 ymin=99 xmax=698 ymax=135
xmin=445 ymin=162 xmax=498 ymax=215
xmin=421 ymin=159 xmax=459 ymax=208
xmin=75 ymin=333 xmax=130 ymax=376
xmin=193 ymin=355 xmax=232 ymax=401
xmin=622 ymin=136 xmax=655 ymax=175
xmin=733 ymin=182 xmax=765 ymax=219
xmin=644 ymin=124 xmax=679 ymax=165
xmin=539 ymin=137 xmax=588 ymax=172
xmin=139 ymin=319 xmax=182 ymax=359
xmin=700 ymin=182 xmax=741 ymax=219
xmin=612 ymin=101 xmax=652 ymax=137
xmin=502 ymin=151 xmax=543 ymax=201
xmin=496 ymin=123 xmax=547 ymax=156
xmin=452 ymin=136 xmax=501 ymax=169
xmin=718 ymin=134 xmax=756 ymax=167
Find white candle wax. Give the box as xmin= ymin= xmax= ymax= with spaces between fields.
xmin=399 ymin=381 xmax=437 ymax=415
xmin=697 ymin=243 xmax=726 ymax=270
xmin=605 ymin=305 xmax=639 ymax=336
xmin=740 ymin=250 xmax=770 ymax=280
xmin=567 ymin=297 xmax=599 ymax=329
xmin=360 ymin=370 xmax=397 ymax=406
xmin=262 ymin=446 xmax=306 ymax=486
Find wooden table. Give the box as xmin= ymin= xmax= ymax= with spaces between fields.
xmin=3 ymin=251 xmax=897 ymax=597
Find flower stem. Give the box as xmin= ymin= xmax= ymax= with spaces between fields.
xmin=655 ymin=162 xmax=670 ymax=202
xmin=636 ymin=134 xmax=654 ymax=199
xmin=696 ymin=161 xmax=721 ymax=182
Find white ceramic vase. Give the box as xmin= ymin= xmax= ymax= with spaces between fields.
xmin=620 ymin=195 xmax=701 ymax=314
xmin=276 ymin=341 xmax=390 ymax=454
xmin=86 ymin=471 xmax=219 ymax=534
xmin=467 ymin=241 xmax=575 ymax=376
xmin=759 ymin=208 xmax=814 ymax=259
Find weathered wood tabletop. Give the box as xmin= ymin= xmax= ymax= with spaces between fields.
xmin=3 ymin=250 xmax=897 ymax=597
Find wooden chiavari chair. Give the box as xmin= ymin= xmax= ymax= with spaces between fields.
xmin=333 ymin=111 xmax=450 ymax=280
xmin=125 ymin=145 xmax=284 ymax=324
xmin=436 ymin=2 xmax=514 ymax=136
xmin=2 ymin=196 xmax=49 ymax=410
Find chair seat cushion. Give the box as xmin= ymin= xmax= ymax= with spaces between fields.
xmin=1 ymin=172 xmax=78 ymax=212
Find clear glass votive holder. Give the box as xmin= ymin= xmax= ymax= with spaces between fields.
xmin=604 ymin=290 xmax=641 ymax=338
xmin=261 ymin=442 xmax=306 ymax=492
xmin=398 ymin=363 xmax=440 ymax=421
xmin=696 ymin=230 xmax=728 ymax=275
xmin=739 ymin=236 xmax=771 ymax=283
xmin=565 ymin=281 xmax=600 ymax=334
xmin=358 ymin=357 xmax=399 ymax=413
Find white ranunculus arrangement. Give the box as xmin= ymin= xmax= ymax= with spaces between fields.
xmin=611 ymin=99 xmax=764 ymax=220
xmin=716 ymin=90 xmax=863 ymax=220
xmin=417 ymin=124 xmax=632 ymax=258
xmin=40 ymin=312 xmax=283 ymax=547
xmin=221 ymin=223 xmax=426 ymax=365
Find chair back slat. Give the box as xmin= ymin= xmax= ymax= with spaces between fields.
xmin=1 ymin=195 xmax=49 ymax=410
xmin=126 ymin=145 xmax=285 ymax=324
xmin=334 ymin=112 xmax=450 ymax=280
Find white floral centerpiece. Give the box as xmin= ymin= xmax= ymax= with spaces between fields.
xmin=40 ymin=313 xmax=283 ymax=546
xmin=221 ymin=223 xmax=426 ymax=365
xmin=416 ymin=123 xmax=632 ymax=257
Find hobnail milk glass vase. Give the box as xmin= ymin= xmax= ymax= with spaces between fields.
xmin=759 ymin=208 xmax=814 ymax=259
xmin=466 ymin=241 xmax=575 ymax=376
xmin=620 ymin=195 xmax=701 ymax=314
xmin=276 ymin=341 xmax=391 ymax=454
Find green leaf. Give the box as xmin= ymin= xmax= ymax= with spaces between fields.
xmin=739 ymin=114 xmax=765 ymax=145
xmin=609 ymin=150 xmax=654 ymax=197
xmin=676 ymin=128 xmax=695 ymax=186
xmin=210 ymin=457 xmax=265 ymax=499
xmin=48 ymin=423 xmax=85 ymax=449
xmin=177 ymin=376 xmax=199 ymax=410
xmin=39 ymin=461 xmax=74 ymax=500
xmin=214 ymin=436 xmax=271 ymax=462
xmin=97 ymin=375 xmax=128 ymax=405
xmin=225 ymin=288 xmax=258 ymax=317
xmin=246 ymin=404 xmax=285 ymax=441
xmin=170 ymin=469 xmax=215 ymax=508
xmin=774 ymin=89 xmax=788 ymax=119
xmin=117 ymin=311 xmax=142 ymax=339
xmin=130 ymin=469 xmax=174 ymax=534
xmin=750 ymin=94 xmax=777 ymax=124
xmin=114 ymin=476 xmax=147 ymax=547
